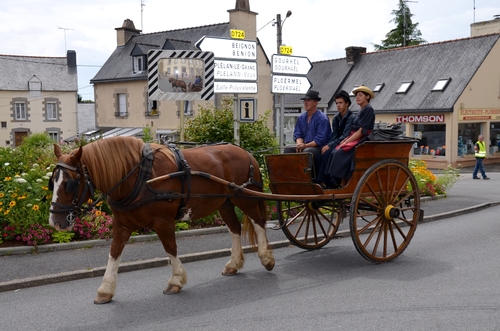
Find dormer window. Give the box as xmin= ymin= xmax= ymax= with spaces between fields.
xmin=432 ymin=78 xmax=451 ymax=91
xmin=133 ymin=55 xmax=145 ymax=73
xmin=373 ymin=83 xmax=385 ymax=93
xmin=396 ymin=81 xmax=414 ymax=94
xmin=28 ymin=75 xmax=42 ymax=91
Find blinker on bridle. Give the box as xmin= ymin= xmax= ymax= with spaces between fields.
xmin=49 ymin=162 xmax=96 ymax=226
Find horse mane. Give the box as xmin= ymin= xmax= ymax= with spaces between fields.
xmin=60 ymin=137 xmax=175 ymax=196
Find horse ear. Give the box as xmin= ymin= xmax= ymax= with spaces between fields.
xmin=69 ymin=146 xmax=83 ymax=164
xmin=54 ymin=144 xmax=63 ymax=160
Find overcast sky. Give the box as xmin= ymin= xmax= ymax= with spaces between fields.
xmin=1 ymin=0 xmax=499 ymax=100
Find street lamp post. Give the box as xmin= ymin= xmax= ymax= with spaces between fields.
xmin=274 ymin=10 xmax=292 ymax=149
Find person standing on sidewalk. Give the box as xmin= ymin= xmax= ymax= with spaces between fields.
xmin=473 ymin=134 xmax=490 ymax=180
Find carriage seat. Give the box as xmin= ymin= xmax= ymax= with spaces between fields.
xmin=265 ymin=153 xmax=324 ymax=195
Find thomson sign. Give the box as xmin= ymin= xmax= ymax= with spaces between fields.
xmin=396 ymin=115 xmax=444 ymax=123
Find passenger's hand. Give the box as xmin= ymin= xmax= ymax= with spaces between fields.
xmin=321 ymin=145 xmax=330 ymax=154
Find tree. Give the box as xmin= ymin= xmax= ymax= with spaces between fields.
xmin=184 ymin=96 xmax=278 ymax=166
xmin=373 ymin=0 xmax=426 ymax=50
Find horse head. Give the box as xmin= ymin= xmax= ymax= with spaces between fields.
xmin=48 ymin=144 xmax=94 ymax=231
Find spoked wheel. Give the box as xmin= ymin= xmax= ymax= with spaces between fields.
xmin=277 ymin=200 xmax=343 ymax=250
xmin=349 ymin=159 xmax=420 ymax=262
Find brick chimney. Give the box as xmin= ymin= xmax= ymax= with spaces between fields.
xmin=345 ymin=46 xmax=366 ymax=65
xmin=115 ymin=19 xmax=141 ymax=47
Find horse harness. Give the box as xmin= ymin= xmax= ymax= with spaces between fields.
xmin=49 ymin=143 xmax=261 ymax=225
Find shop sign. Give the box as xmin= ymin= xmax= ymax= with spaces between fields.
xmin=459 ymin=108 xmax=500 ymax=121
xmin=396 ymin=115 xmax=444 ymax=123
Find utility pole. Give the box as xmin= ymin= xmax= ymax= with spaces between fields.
xmin=58 ymin=26 xmax=74 ymax=53
xmin=273 ymin=10 xmax=292 ymax=148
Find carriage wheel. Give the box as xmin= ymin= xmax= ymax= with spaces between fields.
xmin=349 ymin=159 xmax=420 ymax=262
xmin=277 ymin=200 xmax=343 ymax=250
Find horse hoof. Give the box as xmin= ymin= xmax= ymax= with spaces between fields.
xmin=222 ymin=268 xmax=238 ymax=276
xmin=163 ymin=285 xmax=181 ymax=295
xmin=94 ymin=294 xmax=113 ymax=304
xmin=264 ymin=260 xmax=275 ymax=271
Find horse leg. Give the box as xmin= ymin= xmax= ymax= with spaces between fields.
xmin=218 ymin=200 xmax=245 ymax=276
xmin=247 ymin=216 xmax=275 ymax=271
xmin=94 ymin=223 xmax=131 ymax=304
xmin=155 ymin=221 xmax=187 ymax=295
xmin=238 ymin=199 xmax=275 ymax=271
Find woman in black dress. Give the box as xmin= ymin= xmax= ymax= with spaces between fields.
xmin=324 ymin=86 xmax=375 ymax=188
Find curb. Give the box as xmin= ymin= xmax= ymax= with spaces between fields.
xmin=2 ymin=201 xmax=500 ymax=293
xmin=0 ymin=225 xmax=229 ymax=256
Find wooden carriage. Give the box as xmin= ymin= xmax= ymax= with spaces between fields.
xmin=264 ymin=140 xmax=421 ymax=263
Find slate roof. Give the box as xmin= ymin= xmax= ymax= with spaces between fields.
xmin=0 ymin=54 xmax=77 ymax=91
xmin=340 ymin=34 xmax=500 ymax=113
xmin=91 ymin=23 xmax=231 ymax=83
xmin=285 ymin=57 xmax=352 ymax=111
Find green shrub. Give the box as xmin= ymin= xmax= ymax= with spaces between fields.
xmin=184 ymin=96 xmax=279 ymax=166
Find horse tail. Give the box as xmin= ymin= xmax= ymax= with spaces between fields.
xmin=241 ymin=214 xmax=258 ymax=249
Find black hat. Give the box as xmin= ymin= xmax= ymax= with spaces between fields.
xmin=300 ymin=90 xmax=321 ymax=101
xmin=334 ymin=90 xmax=351 ymax=106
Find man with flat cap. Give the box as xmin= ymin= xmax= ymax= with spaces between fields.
xmin=316 ymin=90 xmax=355 ymax=187
xmin=286 ymin=90 xmax=332 ymax=176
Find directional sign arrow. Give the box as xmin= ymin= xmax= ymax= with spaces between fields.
xmin=271 ymin=75 xmax=312 ymax=94
xmin=271 ymin=55 xmax=312 ymax=75
xmin=195 ymin=36 xmax=257 ymax=60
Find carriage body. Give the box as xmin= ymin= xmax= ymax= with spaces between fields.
xmin=265 ymin=140 xmax=421 ymax=262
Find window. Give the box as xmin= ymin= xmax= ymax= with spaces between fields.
xmin=147 ymin=100 xmax=158 ymax=116
xmin=458 ymin=123 xmax=481 ymax=157
xmin=15 ymin=101 xmax=26 ymax=120
xmin=46 ymin=102 xmax=58 ymax=120
xmin=396 ymin=81 xmax=414 ymax=94
xmin=28 ymin=75 xmax=42 ymax=91
xmin=373 ymin=83 xmax=385 ymax=92
xmin=432 ymin=78 xmax=451 ymax=92
xmin=47 ymin=131 xmax=59 ymax=143
xmin=349 ymin=85 xmax=360 ymax=96
xmin=116 ymin=93 xmax=128 ymax=117
xmin=1 ymin=122 xmax=6 ymax=128
xmin=413 ymin=124 xmax=446 ymax=157
xmin=133 ymin=55 xmax=145 ymax=73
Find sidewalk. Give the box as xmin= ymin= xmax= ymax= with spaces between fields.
xmin=1 ymin=165 xmax=500 ymax=292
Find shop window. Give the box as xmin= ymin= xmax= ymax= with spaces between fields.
xmin=458 ymin=123 xmax=481 ymax=157
xmin=413 ymin=124 xmax=446 ymax=156
xmin=490 ymin=122 xmax=500 ymax=155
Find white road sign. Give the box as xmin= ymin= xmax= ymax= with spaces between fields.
xmin=196 ymin=36 xmax=257 ymax=60
xmin=215 ymin=81 xmax=258 ymax=94
xmin=214 ymin=60 xmax=257 ymax=81
xmin=271 ymin=55 xmax=312 ymax=75
xmin=271 ymin=75 xmax=312 ymax=94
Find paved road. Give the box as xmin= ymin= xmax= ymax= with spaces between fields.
xmin=1 ymin=165 xmax=500 ymax=292
xmin=1 ymin=205 xmax=500 ymax=331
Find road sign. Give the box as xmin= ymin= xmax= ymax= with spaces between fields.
xmin=280 ymin=45 xmax=293 ymax=55
xmin=195 ymin=36 xmax=257 ymax=60
xmin=271 ymin=55 xmax=312 ymax=75
xmin=271 ymin=75 xmax=311 ymax=94
xmin=215 ymin=82 xmax=258 ymax=94
xmin=214 ymin=60 xmax=257 ymax=81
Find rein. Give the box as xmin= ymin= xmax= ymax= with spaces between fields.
xmin=51 ymin=142 xmax=263 ymax=224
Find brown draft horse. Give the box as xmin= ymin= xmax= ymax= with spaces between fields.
xmin=168 ymin=77 xmax=187 ymax=92
xmin=48 ymin=136 xmax=275 ymax=304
